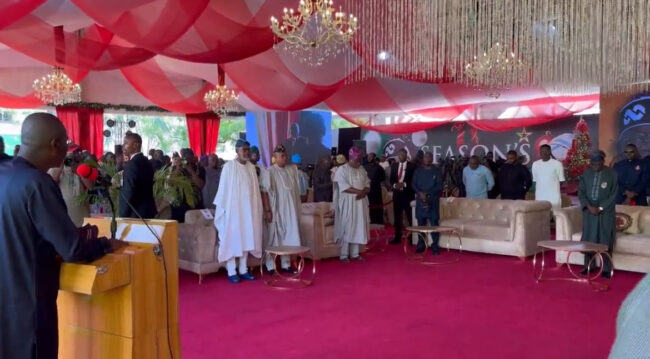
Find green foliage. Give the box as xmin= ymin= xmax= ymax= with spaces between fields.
xmin=75 ymin=161 xmax=196 ymax=211
xmin=332 ymin=117 xmax=357 ymax=129
xmin=153 ymin=166 xmax=197 ymax=208
xmin=104 ymin=114 xmax=189 ymax=154
xmin=218 ymin=118 xmax=246 ymax=145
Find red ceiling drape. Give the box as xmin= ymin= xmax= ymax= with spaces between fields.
xmin=186 ymin=113 xmax=220 ymax=156
xmin=56 ymin=106 xmax=104 ymax=157
xmin=0 ymin=2 xmax=601 ymax=134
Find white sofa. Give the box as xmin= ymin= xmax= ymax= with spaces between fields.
xmin=411 ymin=198 xmax=552 ymax=259
xmin=554 ymin=205 xmax=650 ymax=273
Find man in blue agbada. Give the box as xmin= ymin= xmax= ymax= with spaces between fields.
xmin=578 ymin=151 xmax=618 ymax=278
xmin=0 ymin=113 xmax=124 ymax=359
xmin=412 ymin=152 xmax=443 ymax=254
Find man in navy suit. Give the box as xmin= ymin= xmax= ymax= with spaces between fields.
xmin=119 ymin=132 xmax=157 ymax=219
xmin=389 ymin=149 xmax=416 ymax=244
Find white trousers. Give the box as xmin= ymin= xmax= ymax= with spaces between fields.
xmin=265 ymin=255 xmax=291 ymax=271
xmin=340 ymin=243 xmax=360 ymax=260
xmin=225 ymin=252 xmax=249 ymax=276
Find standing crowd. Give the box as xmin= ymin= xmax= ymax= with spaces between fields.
xmin=2 ymin=130 xmax=649 ymax=284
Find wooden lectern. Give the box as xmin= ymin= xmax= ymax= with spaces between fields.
xmin=57 ymin=218 xmax=181 ymax=359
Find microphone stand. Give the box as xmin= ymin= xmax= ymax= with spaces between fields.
xmin=104 ymin=187 xmax=118 ymax=241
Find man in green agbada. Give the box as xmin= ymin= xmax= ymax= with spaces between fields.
xmin=578 ymin=151 xmax=618 ymax=278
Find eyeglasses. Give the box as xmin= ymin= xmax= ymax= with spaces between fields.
xmin=624 ymin=151 xmax=635 ymax=154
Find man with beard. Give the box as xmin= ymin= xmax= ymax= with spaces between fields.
xmin=498 ymin=150 xmax=532 ymax=200
xmin=260 ymin=145 xmax=302 ymax=273
xmin=334 ymin=147 xmax=370 ymax=262
xmin=213 ymin=140 xmax=262 ymax=283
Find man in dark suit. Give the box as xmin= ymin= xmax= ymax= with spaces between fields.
xmin=119 ymin=132 xmax=157 ymax=219
xmin=389 ymin=148 xmax=415 ymax=244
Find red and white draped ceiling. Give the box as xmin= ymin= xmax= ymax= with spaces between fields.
xmin=0 ymin=0 xmax=598 ymax=132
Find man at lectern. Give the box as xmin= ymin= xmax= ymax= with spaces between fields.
xmin=0 ymin=113 xmax=124 ymax=359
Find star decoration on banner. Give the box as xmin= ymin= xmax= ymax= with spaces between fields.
xmin=517 ymin=128 xmax=532 ymax=143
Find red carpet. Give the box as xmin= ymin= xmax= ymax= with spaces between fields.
xmin=178 ymin=245 xmax=643 ymax=359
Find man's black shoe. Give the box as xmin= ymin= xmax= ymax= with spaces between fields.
xmin=601 ymin=271 xmax=612 ymax=279
xmin=389 ymin=238 xmax=401 ymax=245
xmin=415 ymin=242 xmax=425 ymax=253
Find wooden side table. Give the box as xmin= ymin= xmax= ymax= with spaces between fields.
xmin=403 ymin=226 xmax=462 ymax=265
xmin=260 ymin=245 xmax=316 ymax=289
xmin=533 ymin=240 xmax=613 ymax=291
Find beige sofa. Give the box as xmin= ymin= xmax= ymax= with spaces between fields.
xmin=554 ymin=205 xmax=650 ymax=273
xmin=177 ymin=210 xmax=220 ymax=283
xmin=177 ymin=209 xmax=262 ymax=283
xmin=411 ymin=198 xmax=552 ymax=259
xmin=300 ymin=202 xmax=340 ymax=260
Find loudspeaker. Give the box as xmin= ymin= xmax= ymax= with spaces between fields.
xmin=338 ymin=127 xmax=361 ymax=159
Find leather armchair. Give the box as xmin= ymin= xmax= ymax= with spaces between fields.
xmin=177 ymin=210 xmax=220 ymax=283
xmin=299 ymin=202 xmax=339 ymax=260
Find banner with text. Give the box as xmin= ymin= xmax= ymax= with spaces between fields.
xmin=361 ymin=115 xmax=599 ymax=166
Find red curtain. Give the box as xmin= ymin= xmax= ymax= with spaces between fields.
xmin=186 ymin=113 xmax=220 ymax=156
xmin=56 ymin=106 xmax=104 ymax=157
xmin=56 ymin=106 xmax=81 ymax=144
xmin=85 ymin=108 xmax=104 ymax=157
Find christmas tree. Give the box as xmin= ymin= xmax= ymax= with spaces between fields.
xmin=562 ymin=118 xmax=592 ymax=181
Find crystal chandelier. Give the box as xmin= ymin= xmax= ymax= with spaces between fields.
xmin=270 ymin=0 xmax=358 ymax=66
xmin=32 ymin=67 xmax=81 ymax=105
xmin=463 ymin=43 xmax=529 ymax=98
xmin=203 ymin=66 xmax=239 ymax=116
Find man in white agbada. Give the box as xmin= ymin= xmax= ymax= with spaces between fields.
xmin=334 ymin=147 xmax=370 ymax=262
xmin=260 ymin=145 xmax=302 ymax=274
xmin=213 ymin=139 xmax=263 ymax=283
xmin=532 ymin=144 xmax=566 ymax=208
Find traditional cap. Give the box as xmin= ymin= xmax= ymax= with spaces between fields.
xmin=349 ymin=147 xmax=362 ymax=161
xmin=590 ymin=151 xmax=605 ymax=162
xmin=250 ymin=145 xmax=260 ymax=155
xmin=336 ymin=154 xmax=346 ymax=164
xmin=235 ymin=139 xmax=250 ymax=148
xmin=273 ymin=144 xmax=286 ymax=153
xmin=291 ymin=153 xmax=302 ymax=164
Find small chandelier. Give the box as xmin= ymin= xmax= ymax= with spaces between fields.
xmin=33 ymin=67 xmax=81 ymax=105
xmin=463 ymin=42 xmax=528 ymax=99
xmin=203 ymin=66 xmax=239 ymax=116
xmin=270 ymin=0 xmax=358 ymax=66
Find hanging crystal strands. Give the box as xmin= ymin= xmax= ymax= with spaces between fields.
xmin=343 ymin=0 xmax=650 ymax=95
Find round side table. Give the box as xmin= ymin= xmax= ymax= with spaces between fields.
xmin=260 ymin=245 xmax=316 ymax=289
xmin=533 ymin=240 xmax=613 ymax=291
xmin=404 ymin=226 xmax=462 ymax=265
